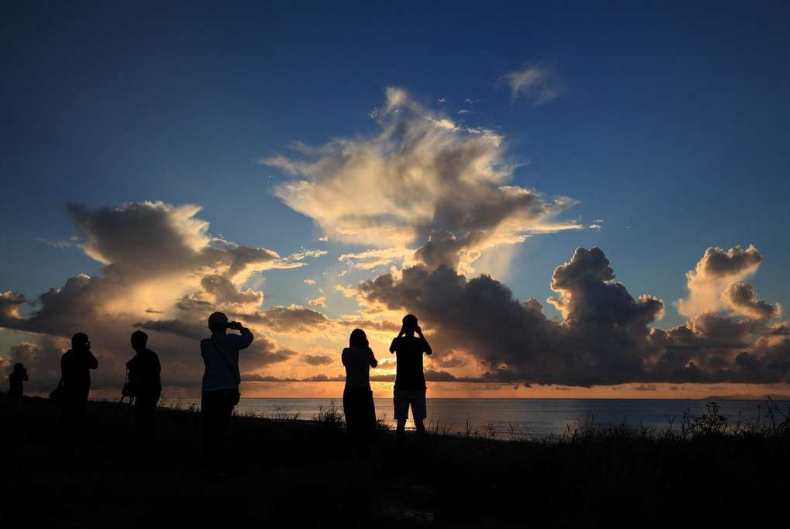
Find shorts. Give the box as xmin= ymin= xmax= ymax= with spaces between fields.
xmin=393 ymin=388 xmax=427 ymax=421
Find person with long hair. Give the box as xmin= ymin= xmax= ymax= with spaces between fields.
xmin=342 ymin=329 xmax=378 ymax=457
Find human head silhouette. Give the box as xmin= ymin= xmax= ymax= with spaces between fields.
xmin=349 ymin=328 xmax=369 ymax=349
xmin=402 ymin=314 xmax=418 ymax=333
xmin=208 ymin=311 xmax=229 ymax=334
xmin=72 ymin=332 xmax=90 ymax=351
xmin=131 ymin=330 xmax=148 ymax=351
xmin=13 ymin=363 xmax=25 ymax=374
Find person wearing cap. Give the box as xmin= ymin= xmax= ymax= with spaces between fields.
xmin=124 ymin=330 xmax=162 ymax=448
xmin=200 ymin=311 xmax=253 ymax=472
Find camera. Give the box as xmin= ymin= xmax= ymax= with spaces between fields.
xmin=227 ymin=321 xmax=242 ymax=331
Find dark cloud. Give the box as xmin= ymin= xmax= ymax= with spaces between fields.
xmin=361 ymin=247 xmax=790 ymax=386
xmin=242 ymin=306 xmax=329 ymax=333
xmin=431 ymin=353 xmax=468 ymax=369
xmin=724 ymin=282 xmax=781 ymax=320
xmin=699 ymin=245 xmax=762 ymax=278
xmin=67 ymin=202 xmax=284 ymax=279
xmin=0 ymin=201 xmax=324 ymax=394
xmin=414 ymin=230 xmax=484 ymax=271
xmin=303 ymin=354 xmax=334 ymax=366
xmin=336 ymin=319 xmax=402 ymax=333
xmin=200 ymin=274 xmax=263 ymax=306
xmin=0 ymin=291 xmax=25 ymax=327
xmin=134 ymin=319 xmax=206 ymax=340
xmin=361 ymin=248 xmax=661 ymax=386
xmin=0 ymin=336 xmax=65 ymax=393
xmin=244 ymin=340 xmax=299 ymax=368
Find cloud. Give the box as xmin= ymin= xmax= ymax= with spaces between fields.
xmin=502 ymin=64 xmax=563 ymax=106
xmin=676 ymin=245 xmax=763 ymax=318
xmin=724 ymin=282 xmax=781 ymax=321
xmin=303 ymin=354 xmax=334 ymax=366
xmin=0 ymin=336 xmax=66 ymax=393
xmin=303 ymin=279 xmax=317 ymax=285
xmin=243 ymin=339 xmax=299 ymax=368
xmin=0 ymin=201 xmax=324 ymax=394
xmin=243 ymin=305 xmax=329 ymax=333
xmin=263 ymin=87 xmax=583 ymax=274
xmin=134 ymin=319 xmax=206 ymax=340
xmin=358 ymin=246 xmax=790 ymax=386
xmin=308 ymin=297 xmax=326 ymax=307
xmin=338 ymin=248 xmax=415 ymax=270
xmin=201 ymin=274 xmax=264 ymax=306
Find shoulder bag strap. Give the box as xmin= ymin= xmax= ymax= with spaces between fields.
xmin=210 ymin=337 xmax=241 ymax=385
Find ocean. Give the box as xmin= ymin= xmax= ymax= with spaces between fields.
xmin=159 ymin=398 xmax=785 ymax=438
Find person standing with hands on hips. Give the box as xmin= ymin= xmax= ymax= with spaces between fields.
xmin=390 ymin=314 xmax=432 ymax=445
xmin=200 ymin=312 xmax=253 ymax=475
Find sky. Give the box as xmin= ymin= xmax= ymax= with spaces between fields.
xmin=2 ymin=1 xmax=790 ymax=399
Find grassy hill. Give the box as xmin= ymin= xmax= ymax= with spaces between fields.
xmin=1 ymin=397 xmax=788 ymax=528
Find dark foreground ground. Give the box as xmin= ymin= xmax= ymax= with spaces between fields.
xmin=1 ymin=396 xmax=789 ymax=528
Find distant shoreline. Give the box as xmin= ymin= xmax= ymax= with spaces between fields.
xmin=140 ymin=395 xmax=790 ymax=402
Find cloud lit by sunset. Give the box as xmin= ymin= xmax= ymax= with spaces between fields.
xmin=2 ymin=3 xmax=789 ymax=402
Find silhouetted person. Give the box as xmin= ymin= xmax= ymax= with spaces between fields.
xmin=200 ymin=312 xmax=253 ymax=474
xmin=390 ymin=314 xmax=432 ymax=444
xmin=342 ymin=329 xmax=378 ymax=457
xmin=8 ymin=363 xmax=28 ymax=398
xmin=124 ymin=330 xmax=162 ymax=449
xmin=61 ymin=332 xmax=98 ymax=452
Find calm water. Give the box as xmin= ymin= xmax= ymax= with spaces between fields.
xmin=160 ymin=398 xmax=784 ymax=438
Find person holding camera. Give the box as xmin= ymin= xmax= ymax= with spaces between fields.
xmin=342 ymin=329 xmax=378 ymax=457
xmin=390 ymin=314 xmax=432 ymax=445
xmin=60 ymin=332 xmax=99 ymax=452
xmin=8 ymin=363 xmax=28 ymax=398
xmin=124 ymin=330 xmax=162 ymax=448
xmin=200 ymin=312 xmax=253 ymax=473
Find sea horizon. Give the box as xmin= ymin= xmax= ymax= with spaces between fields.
xmin=147 ymin=396 xmax=790 ymax=438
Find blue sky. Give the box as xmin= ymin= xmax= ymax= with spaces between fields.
xmin=2 ymin=1 xmax=790 ymax=396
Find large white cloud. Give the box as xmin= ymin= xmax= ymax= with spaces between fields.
xmin=0 ymin=201 xmax=326 ymax=394
xmin=676 ymin=245 xmax=764 ymax=318
xmin=264 ymin=87 xmax=584 ymax=275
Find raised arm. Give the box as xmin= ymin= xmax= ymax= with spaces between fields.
xmin=369 ymin=348 xmax=378 ymax=368
xmin=86 ymin=350 xmax=99 ymax=369
xmin=416 ymin=326 xmax=432 ymax=355
xmin=236 ymin=325 xmax=254 ymax=349
xmin=389 ymin=337 xmax=399 ymax=353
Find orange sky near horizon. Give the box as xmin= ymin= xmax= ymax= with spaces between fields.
xmin=69 ymin=381 xmax=790 ymax=401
